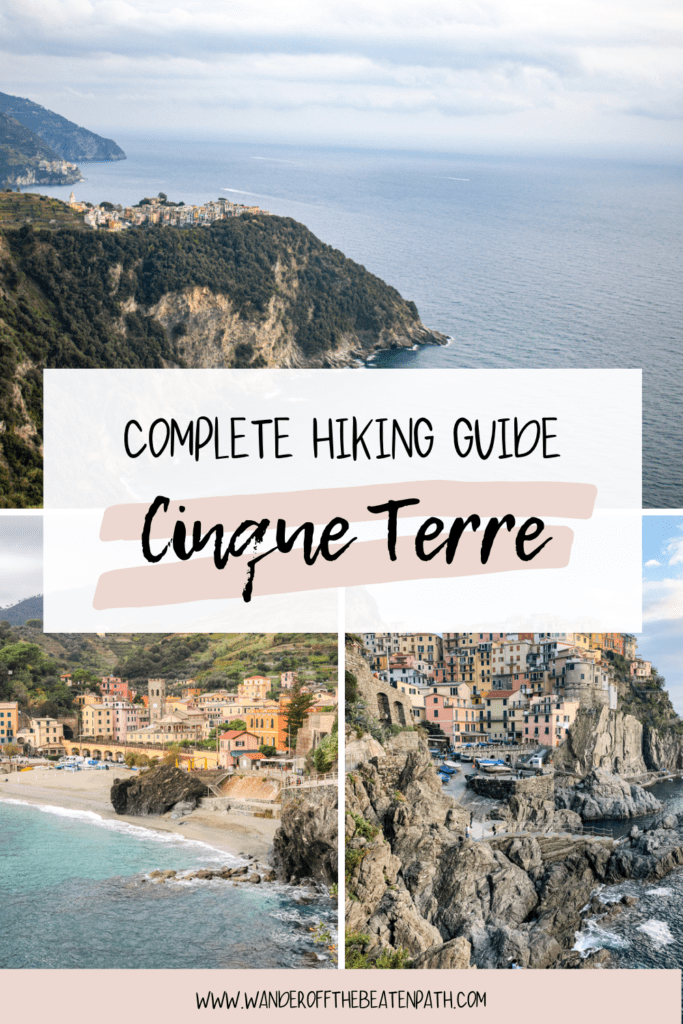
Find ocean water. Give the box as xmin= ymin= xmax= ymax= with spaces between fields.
xmin=573 ymin=778 xmax=683 ymax=968
xmin=29 ymin=137 xmax=683 ymax=506
xmin=0 ymin=798 xmax=336 ymax=969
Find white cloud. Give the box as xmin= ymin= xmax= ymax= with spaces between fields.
xmin=1 ymin=0 xmax=681 ymax=152
xmin=643 ymin=578 xmax=683 ymax=622
xmin=644 ymin=558 xmax=662 ymax=567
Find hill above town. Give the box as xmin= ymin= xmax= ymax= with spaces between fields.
xmin=0 ymin=623 xmax=337 ymax=717
xmin=0 ymin=112 xmax=83 ymax=188
xmin=0 ymin=195 xmax=446 ymax=507
xmin=0 ymin=92 xmax=125 ymax=163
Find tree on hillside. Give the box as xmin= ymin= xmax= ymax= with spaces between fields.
xmin=283 ymin=682 xmax=316 ymax=747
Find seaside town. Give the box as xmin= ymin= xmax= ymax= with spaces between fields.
xmin=345 ymin=631 xmax=683 ymax=970
xmin=0 ymin=666 xmax=336 ymax=770
xmin=66 ymin=191 xmax=269 ymax=231
xmin=360 ymin=631 xmax=645 ymax=751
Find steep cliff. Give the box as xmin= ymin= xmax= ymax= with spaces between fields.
xmin=553 ymin=708 xmax=648 ymax=776
xmin=554 ymin=707 xmax=683 ymax=776
xmin=0 ymin=197 xmax=446 ymax=506
xmin=346 ymin=735 xmax=683 ymax=969
xmin=272 ymin=786 xmax=338 ymax=886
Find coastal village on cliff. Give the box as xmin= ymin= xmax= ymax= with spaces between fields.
xmin=345 ymin=631 xmax=683 ymax=970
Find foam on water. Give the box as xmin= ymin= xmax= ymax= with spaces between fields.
xmin=637 ymin=920 xmax=675 ymax=947
xmin=573 ymin=921 xmax=631 ymax=956
xmin=0 ymin=796 xmax=231 ymax=859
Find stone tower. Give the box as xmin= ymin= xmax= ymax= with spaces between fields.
xmin=148 ymin=678 xmax=166 ymax=722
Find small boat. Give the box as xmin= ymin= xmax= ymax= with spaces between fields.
xmin=478 ymin=760 xmax=511 ymax=774
xmin=443 ymin=761 xmax=459 ymax=770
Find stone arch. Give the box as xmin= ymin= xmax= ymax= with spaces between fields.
xmin=104 ymin=750 xmax=113 ymax=761
xmin=93 ymin=749 xmax=102 ymax=760
xmin=394 ymin=701 xmax=406 ymax=726
xmin=377 ymin=691 xmax=391 ymax=723
xmin=71 ymin=747 xmax=80 ymax=755
xmin=82 ymin=747 xmax=91 ymax=757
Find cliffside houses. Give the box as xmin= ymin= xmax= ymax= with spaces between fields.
xmin=67 ymin=191 xmax=269 ymax=231
xmin=360 ymin=631 xmax=642 ymax=749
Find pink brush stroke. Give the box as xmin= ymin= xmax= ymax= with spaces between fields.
xmin=93 ymin=526 xmax=574 ymax=609
xmin=99 ymin=481 xmax=596 ymax=542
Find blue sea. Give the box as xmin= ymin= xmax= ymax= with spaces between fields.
xmin=29 ymin=136 xmax=683 ymax=507
xmin=574 ymin=778 xmax=683 ymax=969
xmin=0 ymin=798 xmax=335 ymax=969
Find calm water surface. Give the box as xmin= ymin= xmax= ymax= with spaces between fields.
xmin=32 ymin=138 xmax=683 ymax=506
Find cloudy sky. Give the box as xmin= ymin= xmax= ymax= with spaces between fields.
xmin=1 ymin=0 xmax=681 ymax=155
xmin=0 ymin=515 xmax=42 ymax=609
xmin=640 ymin=515 xmax=683 ymax=714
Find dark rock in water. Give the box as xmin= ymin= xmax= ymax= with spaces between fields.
xmin=110 ymin=765 xmax=208 ymax=816
xmin=272 ymin=787 xmax=338 ymax=886
xmin=555 ymin=769 xmax=662 ymax=820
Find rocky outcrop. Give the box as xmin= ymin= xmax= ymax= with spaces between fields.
xmin=110 ymin=765 xmax=208 ymax=816
xmin=555 ymin=769 xmax=662 ymax=821
xmin=553 ymin=708 xmax=647 ymax=776
xmin=642 ymin=724 xmax=683 ymax=772
xmin=554 ymin=707 xmax=683 ymax=777
xmin=346 ymin=731 xmax=683 ymax=970
xmin=469 ymin=772 xmax=582 ymax=832
xmin=272 ymin=786 xmax=338 ymax=886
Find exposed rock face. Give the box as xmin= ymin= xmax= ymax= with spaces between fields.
xmin=469 ymin=772 xmax=582 ymax=832
xmin=346 ymin=732 xmax=683 ymax=970
xmin=553 ymin=708 xmax=647 ymax=776
xmin=643 ymin=725 xmax=683 ymax=772
xmin=272 ymin=786 xmax=338 ymax=886
xmin=346 ymin=728 xmax=386 ymax=771
xmin=555 ymin=769 xmax=662 ymax=821
xmin=110 ymin=765 xmax=208 ymax=816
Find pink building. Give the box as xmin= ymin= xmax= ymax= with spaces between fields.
xmin=424 ymin=693 xmax=485 ymax=744
xmin=102 ymin=700 xmax=143 ymax=741
xmin=100 ymin=677 xmax=131 ymax=701
xmin=280 ymin=672 xmax=297 ymax=689
xmin=218 ymin=729 xmax=260 ymax=768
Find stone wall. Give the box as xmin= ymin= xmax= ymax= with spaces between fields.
xmin=346 ymin=644 xmax=412 ymax=729
xmin=468 ymin=773 xmax=554 ymax=802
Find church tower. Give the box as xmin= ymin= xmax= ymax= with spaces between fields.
xmin=148 ymin=679 xmax=166 ymax=722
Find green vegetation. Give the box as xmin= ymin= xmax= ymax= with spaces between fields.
xmin=312 ymin=728 xmax=338 ymax=773
xmin=0 ymin=195 xmax=428 ymax=507
xmin=283 ymin=679 xmax=318 ymax=744
xmin=349 ymin=813 xmax=381 ymax=841
xmin=345 ymin=932 xmax=412 ymax=970
xmin=0 ymin=624 xmax=336 ymax=718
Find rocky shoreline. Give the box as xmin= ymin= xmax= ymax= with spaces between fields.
xmin=111 ymin=764 xmax=338 ymax=890
xmin=345 ymin=730 xmax=683 ymax=970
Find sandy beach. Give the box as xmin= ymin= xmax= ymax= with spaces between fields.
xmin=0 ymin=767 xmax=278 ymax=861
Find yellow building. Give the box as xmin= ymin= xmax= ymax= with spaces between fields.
xmin=239 ymin=676 xmax=271 ymax=700
xmin=82 ymin=703 xmax=115 ymax=738
xmin=17 ymin=716 xmax=65 ymax=754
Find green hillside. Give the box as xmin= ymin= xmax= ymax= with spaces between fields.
xmin=0 ymin=624 xmax=337 ymax=718
xmin=0 ymin=194 xmax=442 ymax=507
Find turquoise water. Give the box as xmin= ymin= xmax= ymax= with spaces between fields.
xmin=0 ymin=799 xmax=335 ymax=969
